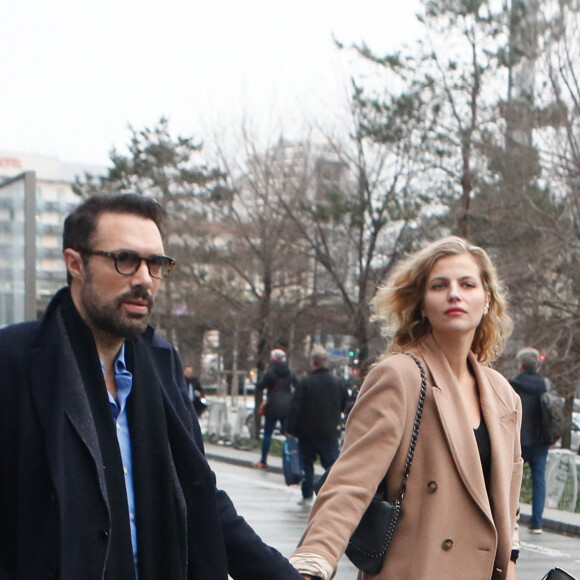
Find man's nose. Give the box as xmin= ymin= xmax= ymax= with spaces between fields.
xmin=132 ymin=260 xmax=153 ymax=287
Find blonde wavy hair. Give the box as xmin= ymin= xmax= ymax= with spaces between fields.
xmin=374 ymin=236 xmax=512 ymax=364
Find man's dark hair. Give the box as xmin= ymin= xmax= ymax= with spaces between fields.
xmin=63 ymin=194 xmax=166 ymax=284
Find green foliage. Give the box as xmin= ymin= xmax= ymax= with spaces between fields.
xmin=75 ymin=117 xmax=228 ymax=205
xmin=73 ymin=117 xmax=234 ymax=352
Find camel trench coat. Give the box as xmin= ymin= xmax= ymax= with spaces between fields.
xmin=292 ymin=335 xmax=523 ymax=580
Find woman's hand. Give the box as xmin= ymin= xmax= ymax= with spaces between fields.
xmin=506 ymin=560 xmax=516 ymax=580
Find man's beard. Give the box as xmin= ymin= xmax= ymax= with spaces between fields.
xmin=81 ymin=283 xmax=155 ymax=340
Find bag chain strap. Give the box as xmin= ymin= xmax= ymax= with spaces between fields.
xmin=400 ymin=352 xmax=427 ymax=499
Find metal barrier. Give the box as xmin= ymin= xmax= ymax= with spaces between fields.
xmin=205 ymin=399 xmax=231 ymax=443
xmin=546 ymin=449 xmax=578 ymax=512
xmin=232 ymin=405 xmax=254 ymax=448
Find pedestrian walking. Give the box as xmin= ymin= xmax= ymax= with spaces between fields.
xmin=0 ymin=194 xmax=303 ymax=580
xmin=253 ymin=348 xmax=295 ymax=469
xmin=184 ymin=363 xmax=208 ymax=417
xmin=287 ymin=345 xmax=348 ymax=504
xmin=291 ymin=236 xmax=522 ymax=580
xmin=510 ymin=346 xmax=553 ymax=534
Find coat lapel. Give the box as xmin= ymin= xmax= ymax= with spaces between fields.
xmin=418 ymin=336 xmax=492 ymax=520
xmin=474 ymin=358 xmax=519 ymax=535
xmin=30 ymin=306 xmax=108 ymax=507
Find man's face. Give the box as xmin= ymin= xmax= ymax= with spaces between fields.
xmin=75 ymin=212 xmax=165 ymax=340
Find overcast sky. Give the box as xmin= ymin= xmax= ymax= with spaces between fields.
xmin=2 ymin=0 xmax=421 ymax=166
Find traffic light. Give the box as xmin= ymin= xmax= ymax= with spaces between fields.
xmin=349 ymin=349 xmax=359 ymax=374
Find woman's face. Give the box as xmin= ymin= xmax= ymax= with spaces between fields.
xmin=421 ymin=252 xmax=489 ymax=340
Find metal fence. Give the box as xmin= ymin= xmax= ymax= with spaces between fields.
xmin=546 ymin=450 xmax=579 ymax=512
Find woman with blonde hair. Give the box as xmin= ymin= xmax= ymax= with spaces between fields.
xmin=290 ymin=236 xmax=523 ymax=580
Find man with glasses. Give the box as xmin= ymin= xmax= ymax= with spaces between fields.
xmin=0 ymin=194 xmax=303 ymax=580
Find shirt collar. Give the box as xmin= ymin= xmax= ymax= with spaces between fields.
xmin=99 ymin=342 xmax=128 ymax=375
xmin=115 ymin=342 xmax=128 ymax=374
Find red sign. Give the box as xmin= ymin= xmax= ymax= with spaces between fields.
xmin=0 ymin=158 xmax=23 ymax=168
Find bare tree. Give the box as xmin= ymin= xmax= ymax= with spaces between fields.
xmin=276 ymin=88 xmax=427 ymax=361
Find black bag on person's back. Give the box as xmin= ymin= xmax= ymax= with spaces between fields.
xmin=540 ymin=378 xmax=566 ymax=446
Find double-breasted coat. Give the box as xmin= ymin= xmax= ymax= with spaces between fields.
xmin=292 ymin=335 xmax=523 ymax=580
xmin=0 ymin=289 xmax=303 ymax=580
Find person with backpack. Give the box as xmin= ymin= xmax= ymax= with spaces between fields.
xmin=510 ymin=346 xmax=555 ymax=534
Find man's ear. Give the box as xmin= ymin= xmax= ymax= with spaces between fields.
xmin=63 ymin=249 xmax=84 ymax=282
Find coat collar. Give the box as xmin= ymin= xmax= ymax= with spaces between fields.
xmin=30 ymin=289 xmax=109 ymax=507
xmin=416 ymin=335 xmax=514 ymax=522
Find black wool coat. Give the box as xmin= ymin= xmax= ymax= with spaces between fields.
xmin=287 ymin=368 xmax=348 ymax=439
xmin=0 ymin=289 xmax=303 ymax=580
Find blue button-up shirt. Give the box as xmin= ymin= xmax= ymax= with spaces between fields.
xmin=101 ymin=344 xmax=138 ymax=571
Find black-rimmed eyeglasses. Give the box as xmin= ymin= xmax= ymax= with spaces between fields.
xmin=83 ymin=250 xmax=176 ymax=279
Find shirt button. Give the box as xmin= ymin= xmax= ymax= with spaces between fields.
xmin=123 ymin=466 xmax=128 ymax=475
xmin=98 ymin=530 xmax=109 ymax=542
xmin=442 ymin=539 xmax=454 ymax=551
xmin=116 ymin=422 xmax=121 ymax=430
xmin=427 ymin=481 xmax=438 ymax=493
xmin=130 ymin=512 xmax=135 ymax=520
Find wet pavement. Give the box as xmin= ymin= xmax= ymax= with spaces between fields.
xmin=207 ymin=443 xmax=580 ymax=579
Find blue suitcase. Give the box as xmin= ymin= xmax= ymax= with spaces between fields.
xmin=283 ymin=436 xmax=303 ymax=485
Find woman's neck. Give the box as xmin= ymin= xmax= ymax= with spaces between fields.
xmin=430 ymin=331 xmax=474 ymax=381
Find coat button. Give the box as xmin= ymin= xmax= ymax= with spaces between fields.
xmin=442 ymin=539 xmax=454 ymax=551
xmin=426 ymin=481 xmax=438 ymax=493
xmin=98 ymin=530 xmax=109 ymax=542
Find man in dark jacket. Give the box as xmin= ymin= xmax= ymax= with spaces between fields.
xmin=510 ymin=346 xmax=552 ymax=534
xmin=0 ymin=194 xmax=303 ymax=580
xmin=287 ymin=345 xmax=348 ymax=503
xmin=253 ymin=349 xmax=295 ymax=469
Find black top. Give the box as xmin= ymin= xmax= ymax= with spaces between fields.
xmin=474 ymin=417 xmax=492 ymax=491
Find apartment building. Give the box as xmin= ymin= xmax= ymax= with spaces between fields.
xmin=0 ymin=151 xmax=107 ymax=326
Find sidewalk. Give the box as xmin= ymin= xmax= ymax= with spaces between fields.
xmin=204 ymin=439 xmax=580 ymax=538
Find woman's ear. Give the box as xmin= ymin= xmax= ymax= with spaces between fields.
xmin=484 ymin=294 xmax=490 ymax=315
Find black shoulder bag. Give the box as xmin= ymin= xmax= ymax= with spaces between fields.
xmin=343 ymin=352 xmax=427 ymax=575
xmin=542 ymin=568 xmax=577 ymax=580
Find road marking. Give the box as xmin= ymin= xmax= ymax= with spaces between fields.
xmin=214 ymin=466 xmax=302 ymax=493
xmin=520 ymin=541 xmax=574 ymax=559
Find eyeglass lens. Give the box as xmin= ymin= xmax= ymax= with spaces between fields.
xmin=115 ymin=252 xmax=172 ymax=278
